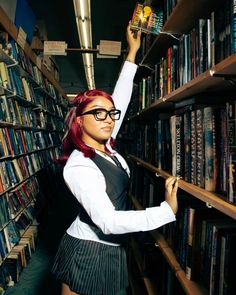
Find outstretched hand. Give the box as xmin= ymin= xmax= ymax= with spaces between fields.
xmin=165 ymin=176 xmax=179 ymax=214
xmin=126 ymin=21 xmax=141 ymax=63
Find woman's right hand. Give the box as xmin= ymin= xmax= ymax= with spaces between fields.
xmin=165 ymin=176 xmax=179 ymax=214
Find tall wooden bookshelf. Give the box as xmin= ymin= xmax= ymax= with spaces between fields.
xmin=124 ymin=0 xmax=236 ymax=294
xmin=0 ymin=5 xmax=67 ymax=291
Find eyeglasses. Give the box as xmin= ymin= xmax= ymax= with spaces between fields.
xmin=81 ymin=108 xmax=121 ymax=121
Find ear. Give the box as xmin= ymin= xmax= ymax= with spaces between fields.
xmin=76 ymin=116 xmax=83 ymax=126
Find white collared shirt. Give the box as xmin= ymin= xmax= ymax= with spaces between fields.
xmin=65 ymin=61 xmax=176 ymax=245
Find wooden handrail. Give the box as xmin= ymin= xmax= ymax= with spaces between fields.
xmin=129 ymin=155 xmax=236 ymax=220
xmin=130 ymin=194 xmax=208 ymax=295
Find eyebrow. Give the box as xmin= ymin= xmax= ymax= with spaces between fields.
xmin=87 ymin=105 xmax=115 ymax=110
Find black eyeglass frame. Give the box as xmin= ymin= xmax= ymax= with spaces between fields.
xmin=81 ymin=108 xmax=121 ymax=121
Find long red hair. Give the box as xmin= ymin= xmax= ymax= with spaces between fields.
xmin=58 ymin=89 xmax=116 ymax=164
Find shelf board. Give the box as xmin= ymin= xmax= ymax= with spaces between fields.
xmin=130 ymin=236 xmax=159 ymax=295
xmin=163 ymin=0 xmax=217 ymax=35
xmin=132 ymin=54 xmax=236 ymax=119
xmin=141 ymin=0 xmax=222 ymax=66
xmin=129 ymin=155 xmax=236 ymax=220
xmin=0 ymin=6 xmax=67 ymax=100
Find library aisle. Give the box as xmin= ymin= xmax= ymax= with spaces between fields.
xmin=5 ymin=179 xmax=80 ymax=295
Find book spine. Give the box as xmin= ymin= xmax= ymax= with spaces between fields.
xmin=190 ymin=110 xmax=196 ymax=184
xmin=204 ymin=107 xmax=216 ymax=191
xmin=196 ymin=108 xmax=204 ymax=188
xmin=226 ymin=100 xmax=236 ymax=203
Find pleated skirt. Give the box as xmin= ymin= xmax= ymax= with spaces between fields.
xmin=51 ymin=233 xmax=128 ymax=295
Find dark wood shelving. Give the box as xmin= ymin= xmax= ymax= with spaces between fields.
xmin=129 ymin=155 xmax=236 ymax=220
xmin=141 ymin=0 xmax=223 ymax=66
xmin=131 ymin=53 xmax=236 ymax=120
xmin=127 ymin=1 xmax=236 ymax=294
xmin=130 ymin=195 xmax=208 ymax=295
xmin=0 ymin=6 xmax=67 ymax=100
xmin=130 ymin=236 xmax=159 ymax=295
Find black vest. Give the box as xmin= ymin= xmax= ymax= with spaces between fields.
xmin=79 ymin=153 xmax=130 ymax=244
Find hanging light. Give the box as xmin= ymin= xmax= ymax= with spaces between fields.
xmin=73 ymin=0 xmax=95 ymax=89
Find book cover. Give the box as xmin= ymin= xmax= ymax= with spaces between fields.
xmin=0 ymin=194 xmax=11 ymax=228
xmin=0 ymin=230 xmax=8 ymax=260
xmin=8 ymin=191 xmax=22 ymax=218
xmin=4 ymin=220 xmax=21 ymax=249
xmin=131 ymin=2 xmax=163 ymax=35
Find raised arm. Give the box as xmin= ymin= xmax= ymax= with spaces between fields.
xmin=112 ymin=23 xmax=141 ymax=138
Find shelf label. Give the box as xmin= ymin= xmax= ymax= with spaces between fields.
xmin=44 ymin=41 xmax=67 ymax=55
xmin=96 ymin=45 xmax=118 ymax=59
xmin=99 ymin=40 xmax=121 ymax=56
xmin=17 ymin=27 xmax=27 ymax=50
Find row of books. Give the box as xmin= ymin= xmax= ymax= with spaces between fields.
xmin=0 ymin=127 xmax=61 ymax=158
xmin=136 ymin=2 xmax=236 ymax=109
xmin=0 ymin=58 xmax=64 ymax=112
xmin=0 ymin=204 xmax=36 ymax=263
xmin=129 ymin=234 xmax=185 ymax=294
xmin=0 ymin=156 xmax=40 ymax=192
xmin=0 ymin=17 xmax=66 ymax=291
xmin=0 ymin=177 xmax=39 ymax=228
xmin=0 ymin=94 xmax=65 ymax=130
xmin=0 ymin=147 xmax=61 ymax=194
xmin=170 ymin=202 xmax=235 ymax=294
xmin=0 ymin=224 xmax=38 ymax=288
xmin=129 ymin=165 xmax=236 ymax=294
xmin=0 ymin=31 xmax=66 ymax=106
xmin=129 ymin=97 xmax=236 ymax=204
xmin=140 ymin=0 xmax=236 ymax=66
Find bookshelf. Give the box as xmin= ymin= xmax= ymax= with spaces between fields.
xmin=0 ymin=4 xmax=67 ymax=291
xmin=131 ymin=195 xmax=208 ymax=295
xmin=124 ymin=0 xmax=236 ymax=294
xmin=129 ymin=155 xmax=236 ymax=220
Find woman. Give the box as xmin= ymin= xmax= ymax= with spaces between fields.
xmin=52 ymin=23 xmax=178 ymax=295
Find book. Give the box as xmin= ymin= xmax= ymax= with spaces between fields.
xmin=5 ymin=252 xmax=22 ymax=283
xmin=0 ymin=194 xmax=11 ymax=228
xmin=204 ymin=106 xmax=217 ymax=192
xmin=0 ymin=230 xmax=8 ymax=259
xmin=4 ymin=220 xmax=21 ymax=250
xmin=226 ymin=100 xmax=236 ymax=203
xmin=209 ymin=223 xmax=236 ymax=294
xmin=131 ymin=2 xmax=163 ymax=35
xmin=11 ymin=244 xmax=27 ymax=268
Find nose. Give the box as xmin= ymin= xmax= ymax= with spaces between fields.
xmin=104 ymin=114 xmax=113 ymax=123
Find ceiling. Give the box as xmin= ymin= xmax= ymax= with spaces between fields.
xmin=27 ymin=0 xmax=136 ymax=95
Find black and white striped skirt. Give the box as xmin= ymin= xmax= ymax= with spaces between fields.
xmin=51 ymin=233 xmax=128 ymax=295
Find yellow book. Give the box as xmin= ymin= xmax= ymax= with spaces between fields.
xmin=13 ymin=100 xmax=23 ymax=125
xmin=0 ymin=61 xmax=11 ymax=89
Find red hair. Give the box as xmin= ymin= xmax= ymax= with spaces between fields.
xmin=58 ymin=89 xmax=116 ymax=164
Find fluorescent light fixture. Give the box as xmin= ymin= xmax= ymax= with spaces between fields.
xmin=66 ymin=93 xmax=78 ymax=102
xmin=73 ymin=0 xmax=95 ymax=89
xmin=67 ymin=94 xmax=77 ymax=98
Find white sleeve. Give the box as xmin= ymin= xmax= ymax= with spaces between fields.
xmin=111 ymin=61 xmax=138 ymax=138
xmin=64 ymin=164 xmax=176 ymax=235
